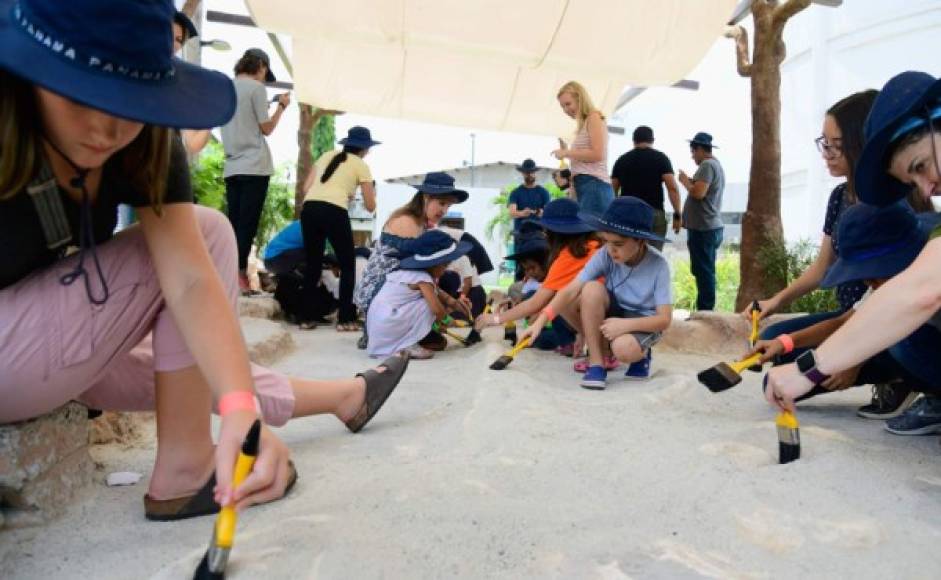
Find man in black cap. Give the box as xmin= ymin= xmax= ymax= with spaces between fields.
xmin=220 ymin=48 xmax=291 ymax=294
xmin=678 ymin=131 xmax=725 ymax=311
xmin=610 ymin=125 xmax=681 ymax=250
xmin=507 ymin=158 xmax=551 ymax=232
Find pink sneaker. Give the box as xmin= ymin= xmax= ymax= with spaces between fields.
xmin=573 ymin=356 xmax=620 ymax=373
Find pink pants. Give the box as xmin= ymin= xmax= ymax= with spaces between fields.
xmin=0 ymin=206 xmax=294 ymax=426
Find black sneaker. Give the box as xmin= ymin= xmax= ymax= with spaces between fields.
xmin=856 ymin=382 xmax=918 ymax=420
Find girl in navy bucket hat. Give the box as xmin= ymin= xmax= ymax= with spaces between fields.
xmin=766 ymin=71 xmax=941 ymax=445
xmin=366 ymin=230 xmax=472 ymax=360
xmin=476 ymin=198 xmax=601 ymax=357
xmin=520 ymin=198 xmax=674 ymax=390
xmin=0 ymin=0 xmax=412 ymax=520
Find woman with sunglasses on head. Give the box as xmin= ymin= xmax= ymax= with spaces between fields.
xmin=766 ymin=72 xmax=941 ymax=441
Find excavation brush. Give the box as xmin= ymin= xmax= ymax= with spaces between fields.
xmin=489 ymin=337 xmax=531 ymax=370
xmin=697 ymin=353 xmax=763 ymax=392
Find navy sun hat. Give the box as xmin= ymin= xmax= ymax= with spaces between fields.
xmin=516 ymin=158 xmax=538 ymax=173
xmin=243 ymin=48 xmax=276 ymax=83
xmin=820 ymin=201 xmax=934 ymax=288
xmin=504 ymin=236 xmax=550 ymax=262
xmin=577 ymin=197 xmax=669 ymax=243
xmin=413 ymin=172 xmax=469 ymax=204
xmin=529 ymin=198 xmax=594 ymax=234
xmin=856 ymin=71 xmax=941 ymax=206
xmin=398 ymin=230 xmax=472 ymax=270
xmin=173 ymin=10 xmax=198 ymax=40
xmin=688 ymin=132 xmax=718 ymax=149
xmin=0 ymin=0 xmax=235 ymax=130
xmin=338 ymin=125 xmax=381 ymax=149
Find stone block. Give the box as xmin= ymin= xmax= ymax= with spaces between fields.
xmin=0 ymin=403 xmax=94 ymax=529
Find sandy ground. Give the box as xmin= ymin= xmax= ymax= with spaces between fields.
xmin=2 ymin=326 xmax=941 ymax=579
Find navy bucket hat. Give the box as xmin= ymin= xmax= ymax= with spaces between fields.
xmin=688 ymin=132 xmax=718 ymax=148
xmin=529 ymin=198 xmax=594 ymax=234
xmin=856 ymin=71 xmax=941 ymax=206
xmin=516 ymin=158 xmax=538 ymax=173
xmin=820 ymin=201 xmax=934 ymax=288
xmin=505 ymin=236 xmax=550 ymax=262
xmin=338 ymin=125 xmax=381 ymax=149
xmin=577 ymin=197 xmax=669 ymax=243
xmin=0 ymin=0 xmax=236 ymax=129
xmin=413 ymin=172 xmax=469 ymax=203
xmin=398 ymin=230 xmax=472 ymax=270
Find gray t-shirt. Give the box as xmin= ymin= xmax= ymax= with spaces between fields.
xmin=682 ymin=157 xmax=725 ymax=231
xmin=220 ymin=77 xmax=274 ymax=178
xmin=576 ymin=245 xmax=673 ymax=316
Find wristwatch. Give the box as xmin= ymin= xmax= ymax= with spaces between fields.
xmin=795 ymin=349 xmax=830 ymax=385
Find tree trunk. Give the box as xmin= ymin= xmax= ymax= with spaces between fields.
xmin=295 ymin=105 xmax=316 ymax=218
xmin=730 ymin=0 xmax=811 ymax=311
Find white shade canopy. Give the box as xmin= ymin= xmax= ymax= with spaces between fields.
xmin=246 ymin=0 xmax=738 ymax=136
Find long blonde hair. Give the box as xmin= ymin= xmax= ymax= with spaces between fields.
xmin=557 ymin=80 xmax=605 ymax=134
xmin=0 ymin=69 xmax=170 ymax=208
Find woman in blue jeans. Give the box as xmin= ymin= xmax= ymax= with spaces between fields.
xmin=553 ymin=81 xmax=614 ymax=214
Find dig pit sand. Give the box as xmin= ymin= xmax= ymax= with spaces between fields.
xmin=2 ymin=326 xmax=940 ymax=579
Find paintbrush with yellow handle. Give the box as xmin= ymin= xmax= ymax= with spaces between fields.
xmin=489 ymin=337 xmax=532 ymax=370
xmin=193 ymin=420 xmax=261 ymax=580
xmin=697 ymin=353 xmax=764 ymax=393
xmin=747 ymin=300 xmax=763 ymax=372
xmin=776 ymin=410 xmax=801 ymax=464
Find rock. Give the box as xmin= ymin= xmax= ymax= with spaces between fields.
xmin=0 ymin=403 xmax=94 ymax=529
xmin=89 ymin=411 xmax=154 ymax=445
xmin=660 ymin=311 xmax=802 ymax=357
xmin=242 ymin=317 xmax=295 ymax=366
xmin=239 ymin=295 xmax=281 ymax=320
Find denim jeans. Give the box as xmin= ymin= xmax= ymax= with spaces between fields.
xmin=686 ymin=227 xmax=723 ymax=311
xmin=574 ymin=174 xmax=614 ymax=215
xmin=534 ymin=315 xmax=576 ymax=350
xmin=888 ymin=324 xmax=941 ymax=395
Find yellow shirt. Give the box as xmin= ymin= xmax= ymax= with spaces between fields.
xmin=305 ymin=150 xmax=373 ymax=209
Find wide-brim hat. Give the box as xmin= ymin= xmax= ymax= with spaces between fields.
xmin=529 ymin=198 xmax=595 ymax=234
xmin=856 ymin=71 xmax=941 ymax=206
xmin=516 ymin=158 xmax=538 ymax=173
xmin=821 ymin=202 xmax=937 ymax=288
xmin=244 ymin=48 xmax=276 ymax=83
xmin=338 ymin=125 xmax=381 ymax=149
xmin=504 ymin=236 xmax=550 ymax=262
xmin=398 ymin=231 xmax=473 ymax=269
xmin=173 ymin=10 xmax=198 ymax=40
xmin=0 ymin=0 xmax=236 ymax=130
xmin=413 ymin=171 xmax=469 ymax=203
xmin=688 ymin=131 xmax=718 ymax=148
xmin=577 ymin=197 xmax=669 ymax=243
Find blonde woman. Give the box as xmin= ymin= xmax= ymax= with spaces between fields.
xmin=552 ymin=81 xmax=614 ymax=214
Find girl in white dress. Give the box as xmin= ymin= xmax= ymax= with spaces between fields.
xmin=367 ymin=230 xmax=471 ymax=359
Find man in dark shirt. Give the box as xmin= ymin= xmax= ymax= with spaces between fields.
xmin=610 ymin=126 xmax=681 ymax=250
xmin=507 ymin=158 xmax=551 ymax=232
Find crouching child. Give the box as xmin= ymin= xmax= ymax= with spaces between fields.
xmin=520 ymin=197 xmax=673 ymax=389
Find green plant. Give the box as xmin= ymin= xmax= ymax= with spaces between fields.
xmin=190 ymin=140 xmax=226 ymax=212
xmin=672 ymin=251 xmax=741 ymax=312
xmin=757 ymin=238 xmax=839 ymax=314
xmin=254 ymin=165 xmax=295 ymax=249
xmin=312 ymin=114 xmax=335 ymax=161
xmin=485 ymin=184 xmax=515 ymax=242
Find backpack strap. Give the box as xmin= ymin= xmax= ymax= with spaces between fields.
xmin=26 ymin=159 xmax=72 ymax=251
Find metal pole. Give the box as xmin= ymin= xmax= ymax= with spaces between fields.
xmin=470 ymin=133 xmax=476 ymax=187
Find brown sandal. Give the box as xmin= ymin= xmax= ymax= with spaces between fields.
xmin=345 ymin=351 xmax=411 ymax=433
xmin=143 ymin=460 xmax=298 ymax=521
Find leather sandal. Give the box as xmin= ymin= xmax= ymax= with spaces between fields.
xmin=143 ymin=460 xmax=298 ymax=521
xmin=345 ymin=351 xmax=410 ymax=433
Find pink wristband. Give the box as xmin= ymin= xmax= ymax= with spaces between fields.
xmin=218 ymin=391 xmax=257 ymax=417
xmin=542 ymin=306 xmax=556 ymax=321
xmin=777 ymin=334 xmax=795 ymax=354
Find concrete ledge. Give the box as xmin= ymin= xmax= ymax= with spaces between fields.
xmin=243 ymin=317 xmax=296 ymax=367
xmin=659 ymin=311 xmax=802 ymax=357
xmin=0 ymin=403 xmax=93 ymax=530
xmin=238 ymin=295 xmax=281 ymax=320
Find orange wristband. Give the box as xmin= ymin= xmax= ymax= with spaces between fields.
xmin=777 ymin=334 xmax=795 ymax=354
xmin=219 ymin=391 xmax=257 ymax=417
xmin=542 ymin=306 xmax=556 ymax=321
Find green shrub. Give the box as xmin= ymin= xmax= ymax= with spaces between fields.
xmin=672 ymin=251 xmax=740 ymax=312
xmin=757 ymin=238 xmax=839 ymax=314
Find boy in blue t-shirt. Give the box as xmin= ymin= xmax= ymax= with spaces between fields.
xmin=521 ymin=197 xmax=673 ymax=390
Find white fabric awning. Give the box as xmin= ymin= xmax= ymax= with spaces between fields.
xmin=246 ymin=0 xmax=738 ymax=136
